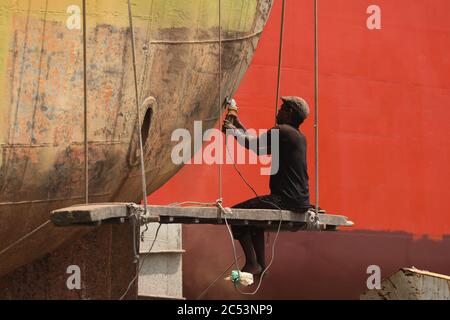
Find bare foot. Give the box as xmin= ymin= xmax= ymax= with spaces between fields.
xmin=242 ymin=263 xmax=263 ymax=276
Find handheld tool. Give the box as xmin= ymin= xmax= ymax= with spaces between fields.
xmin=225 ymin=97 xmax=239 ymax=124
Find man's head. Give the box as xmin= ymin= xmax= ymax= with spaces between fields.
xmin=276 ymin=96 xmax=310 ymax=127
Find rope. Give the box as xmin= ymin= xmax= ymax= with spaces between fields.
xmin=0 ymin=220 xmax=51 ymax=257
xmin=218 ymin=0 xmax=223 ymax=201
xmin=196 ymin=255 xmax=244 ymax=300
xmin=138 ymin=0 xmax=155 ymax=104
xmin=118 ymin=0 xmax=152 ymax=300
xmin=136 ymin=0 xmax=155 ymax=240
xmin=119 ymin=267 xmax=138 ymax=300
xmin=274 ymin=0 xmax=286 ymax=123
xmin=126 ymin=0 xmax=150 ymax=228
xmin=82 ymin=0 xmax=89 ymax=204
xmin=314 ymin=0 xmax=320 ymax=220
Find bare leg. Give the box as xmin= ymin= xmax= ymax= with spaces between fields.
xmin=252 ymin=228 xmax=266 ymax=272
xmin=237 ymin=229 xmax=262 ymax=275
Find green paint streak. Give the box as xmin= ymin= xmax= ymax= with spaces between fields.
xmin=7 ymin=0 xmax=257 ymax=31
xmin=150 ymin=0 xmax=257 ymax=31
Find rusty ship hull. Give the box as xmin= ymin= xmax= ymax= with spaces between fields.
xmin=0 ymin=0 xmax=274 ymax=277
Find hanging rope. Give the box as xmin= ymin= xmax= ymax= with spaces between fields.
xmin=196 ymin=254 xmax=244 ymax=300
xmin=138 ymin=0 xmax=155 ymax=102
xmin=274 ymin=0 xmax=286 ymax=123
xmin=127 ymin=0 xmax=150 ymax=217
xmin=218 ymin=0 xmax=223 ymax=201
xmin=314 ymin=0 xmax=320 ymax=220
xmin=118 ymin=0 xmax=153 ymax=300
xmin=82 ymin=0 xmax=89 ymax=204
xmin=137 ymin=1 xmax=155 ymax=239
xmin=0 ymin=220 xmax=51 ymax=258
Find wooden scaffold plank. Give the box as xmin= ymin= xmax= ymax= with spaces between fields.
xmin=51 ymin=203 xmax=354 ymax=231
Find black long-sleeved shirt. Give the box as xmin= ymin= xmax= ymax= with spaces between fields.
xmin=232 ymin=123 xmax=310 ymax=208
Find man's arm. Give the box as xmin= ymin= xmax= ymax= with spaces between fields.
xmin=234 ymin=117 xmax=248 ymax=132
xmin=223 ymin=119 xmax=272 ymax=156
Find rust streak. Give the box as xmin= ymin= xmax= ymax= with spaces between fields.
xmin=1 ymin=0 xmax=32 ymax=197
xmin=19 ymin=0 xmax=49 ymax=192
xmin=112 ymin=29 xmax=130 ymax=142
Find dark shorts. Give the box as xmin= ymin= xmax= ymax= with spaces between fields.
xmin=232 ymin=194 xmax=309 ymax=212
xmin=231 ymin=195 xmax=310 ymax=239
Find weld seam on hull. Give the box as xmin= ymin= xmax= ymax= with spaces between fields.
xmin=146 ymin=30 xmax=263 ymax=45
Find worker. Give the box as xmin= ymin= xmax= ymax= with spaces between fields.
xmin=222 ymin=96 xmax=311 ymax=276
